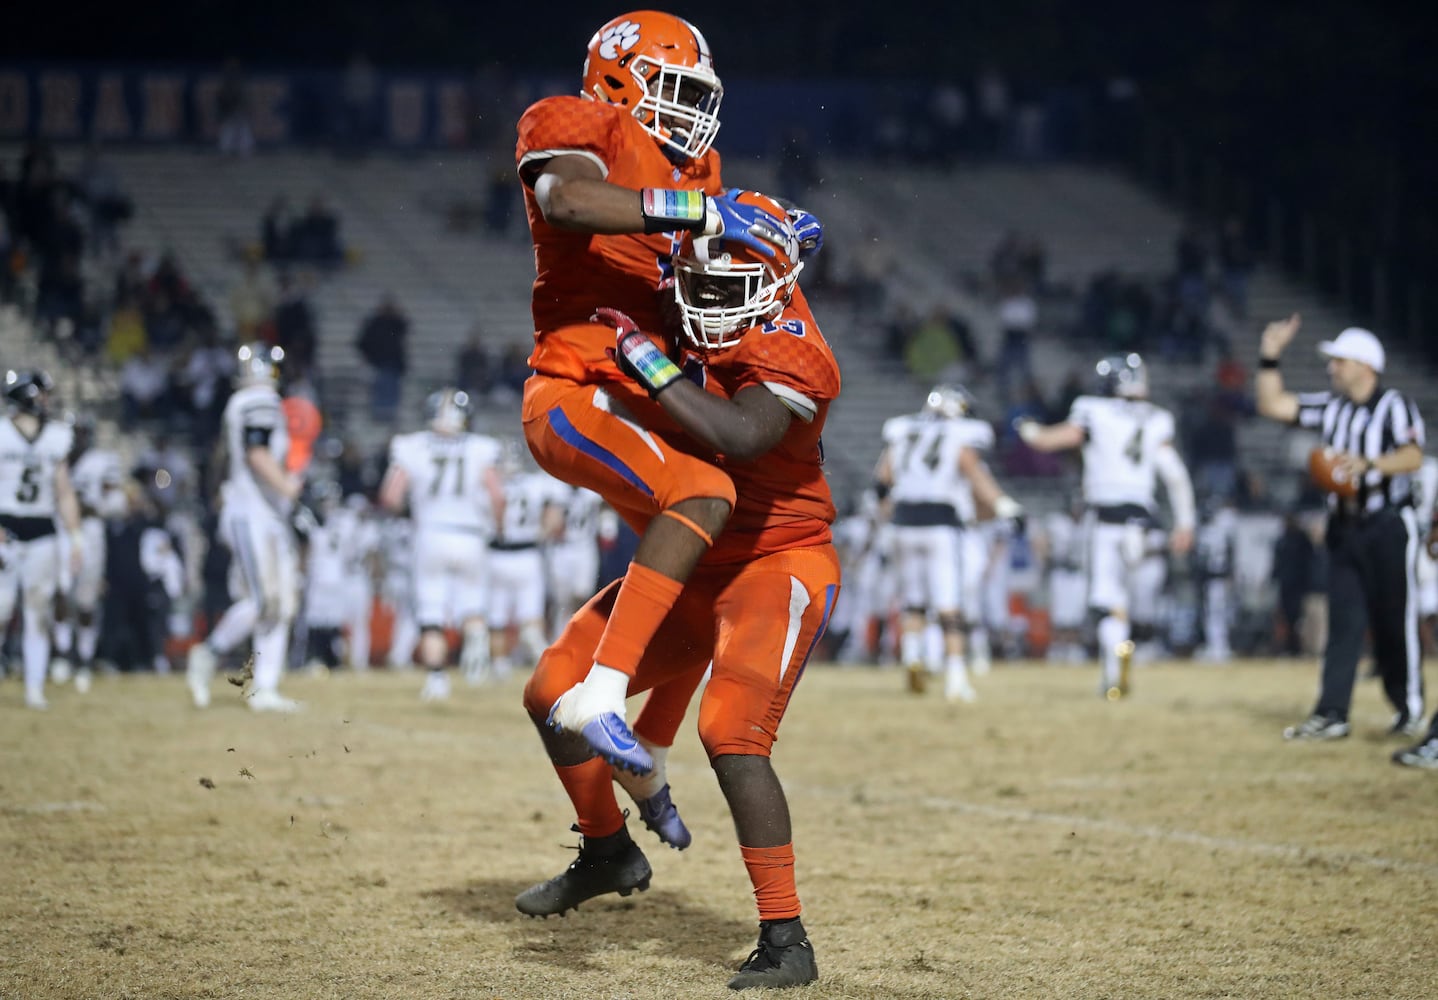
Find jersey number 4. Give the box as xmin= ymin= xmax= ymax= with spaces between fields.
xmin=1123 ymin=426 xmax=1144 ymax=465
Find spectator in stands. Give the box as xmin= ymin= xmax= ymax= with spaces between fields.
xmin=106 ymin=290 xmax=148 ymax=363
xmin=355 ymin=293 xmax=409 ymax=424
xmin=76 ymin=143 xmax=132 ymax=257
xmin=995 ymin=278 xmax=1038 ymax=404
xmin=292 ymin=196 xmax=345 ymax=266
xmin=455 ymin=325 xmax=494 ymax=400
xmin=120 ymin=345 xmax=172 ymax=429
xmin=180 ymin=322 xmax=234 ymax=445
xmin=1185 ymin=394 xmax=1241 ymax=502
xmin=143 ymin=288 xmax=187 ymax=353
xmin=216 ymin=58 xmax=254 ymax=156
xmin=903 ymin=306 xmax=965 ymax=384
xmin=492 ymin=342 xmax=531 ymax=404
xmin=35 ymin=250 xmax=85 ymax=336
xmin=274 ymin=271 xmax=319 ymax=377
xmin=229 ymin=259 xmax=277 ymax=338
xmin=262 ymin=197 xmax=296 ymax=263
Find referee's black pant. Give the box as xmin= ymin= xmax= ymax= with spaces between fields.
xmin=1317 ymin=506 xmax=1425 ymax=723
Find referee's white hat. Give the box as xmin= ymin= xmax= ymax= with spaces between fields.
xmin=1317 ymin=327 xmax=1385 ymax=373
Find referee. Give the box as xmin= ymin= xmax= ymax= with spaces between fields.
xmin=1256 ymin=314 xmax=1426 ymax=741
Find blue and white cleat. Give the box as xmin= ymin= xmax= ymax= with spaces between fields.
xmin=548 ymin=694 xmax=654 ymax=775
xmin=636 ymin=783 xmax=691 ymax=850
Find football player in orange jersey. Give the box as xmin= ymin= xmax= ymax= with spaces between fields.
xmin=516 ymin=10 xmax=798 ymax=774
xmin=517 ymin=193 xmax=837 ymax=991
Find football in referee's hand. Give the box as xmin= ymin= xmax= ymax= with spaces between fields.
xmin=1308 ymin=446 xmax=1359 ymax=499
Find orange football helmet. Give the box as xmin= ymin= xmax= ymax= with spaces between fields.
xmin=581 ymin=11 xmax=723 ymax=160
xmin=672 ymin=191 xmax=802 ymax=349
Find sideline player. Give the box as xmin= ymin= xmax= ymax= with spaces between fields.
xmin=0 ymin=370 xmax=83 ymax=709
xmin=517 ymin=192 xmax=833 ymax=990
xmin=1017 ymin=353 xmax=1195 ymax=698
xmin=378 ymin=388 xmax=504 ymax=701
xmin=516 ymin=10 xmax=800 ymax=771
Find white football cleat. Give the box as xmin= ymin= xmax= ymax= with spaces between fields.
xmin=74 ymin=667 xmax=93 ymax=694
xmin=25 ymin=691 xmax=49 ymax=711
xmin=248 ymin=689 xmax=300 ymax=713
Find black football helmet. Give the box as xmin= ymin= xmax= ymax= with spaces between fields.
xmin=1095 ymin=353 xmax=1148 ymax=399
xmin=4 ymin=368 xmax=55 ymax=416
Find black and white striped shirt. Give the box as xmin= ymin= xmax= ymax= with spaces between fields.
xmin=1295 ymin=385 xmax=1426 ymax=514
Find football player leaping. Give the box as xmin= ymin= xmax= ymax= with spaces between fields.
xmin=1017 ymin=353 xmax=1195 ymax=698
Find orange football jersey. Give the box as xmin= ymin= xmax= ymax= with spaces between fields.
xmin=516 ymin=95 xmax=723 ymax=383
xmin=679 ymin=287 xmax=841 ymax=564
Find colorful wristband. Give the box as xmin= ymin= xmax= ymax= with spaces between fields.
xmin=641 ymin=188 xmax=707 ymax=234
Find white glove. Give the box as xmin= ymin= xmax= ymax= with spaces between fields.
xmin=993 ymin=495 xmax=1024 ymax=521
xmin=1016 ymin=420 xmax=1041 ymax=445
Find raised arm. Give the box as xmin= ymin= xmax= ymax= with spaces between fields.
xmin=1255 ymin=313 xmax=1302 ymax=423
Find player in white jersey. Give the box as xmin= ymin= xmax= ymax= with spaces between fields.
xmin=186 ymin=342 xmax=305 ymax=712
xmin=52 ymin=414 xmax=125 ymax=693
xmin=1042 ymin=498 xmax=1088 ymax=663
xmin=876 ymin=385 xmax=1022 ymax=702
xmin=378 ymin=388 xmax=505 ymax=700
xmin=545 ymin=485 xmax=604 ymax=641
xmin=0 ymin=370 xmax=83 ymax=709
xmin=488 ymin=451 xmax=569 ymax=679
xmin=377 ymin=511 xmax=419 ymax=669
xmin=1017 ymin=353 xmax=1195 ymax=698
xmin=1194 ymin=499 xmax=1238 ymax=662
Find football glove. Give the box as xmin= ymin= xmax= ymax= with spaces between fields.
xmin=594 ymin=308 xmax=683 ymax=399
xmin=702 ymin=190 xmax=789 ymax=259
xmin=786 ymin=207 xmax=824 ymax=261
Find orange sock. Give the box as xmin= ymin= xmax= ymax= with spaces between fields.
xmin=556 ymin=757 xmax=625 ymax=839
xmin=593 ymin=562 xmax=684 ymax=676
xmin=740 ymin=843 xmax=801 ymax=921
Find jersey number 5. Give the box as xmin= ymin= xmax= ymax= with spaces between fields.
xmin=15 ymin=464 xmax=40 ymax=503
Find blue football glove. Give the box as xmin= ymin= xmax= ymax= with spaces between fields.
xmin=786 ymin=207 xmax=824 ymax=261
xmin=702 ymin=190 xmax=788 ymax=259
xmin=594 ymin=308 xmax=683 ymax=399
